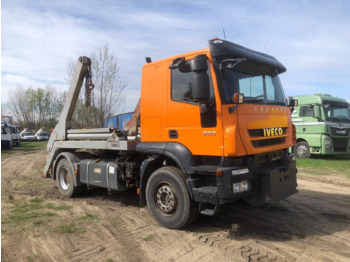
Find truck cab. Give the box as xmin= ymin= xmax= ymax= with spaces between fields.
xmin=138 ymin=39 xmax=297 ymax=208
xmin=292 ymin=94 xmax=350 ymax=158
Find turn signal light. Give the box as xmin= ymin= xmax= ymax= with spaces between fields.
xmin=216 ymin=169 xmax=223 ymax=177
xmin=233 ymin=93 xmax=244 ymax=104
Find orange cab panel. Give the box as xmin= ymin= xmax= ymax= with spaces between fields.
xmin=236 ymin=104 xmax=294 ymax=155
xmin=140 ymin=62 xmax=169 ymax=142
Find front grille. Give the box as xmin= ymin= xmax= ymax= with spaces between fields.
xmin=329 ymin=126 xmax=350 ymax=136
xmin=332 ymin=138 xmax=349 ymax=152
xmin=252 ymin=137 xmax=286 ymax=148
xmin=249 ymin=127 xmax=287 ymax=137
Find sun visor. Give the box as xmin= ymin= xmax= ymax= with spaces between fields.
xmin=209 ymin=39 xmax=286 ymax=74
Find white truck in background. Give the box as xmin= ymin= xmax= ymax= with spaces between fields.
xmin=1 ymin=117 xmax=21 ymax=147
xmin=34 ymin=128 xmax=49 ymax=141
xmin=20 ymin=128 xmax=35 ymax=142
xmin=1 ymin=121 xmax=12 ymax=149
xmin=7 ymin=123 xmax=21 ymax=146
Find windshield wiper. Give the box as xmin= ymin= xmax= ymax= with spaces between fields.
xmin=244 ymin=99 xmax=264 ymax=105
xmin=264 ymin=101 xmax=287 ymax=106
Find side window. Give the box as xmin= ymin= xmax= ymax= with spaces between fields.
xmin=300 ymin=106 xmax=314 ymax=117
xmin=171 ymin=60 xmax=214 ymax=104
xmin=171 ymin=68 xmax=196 ymax=103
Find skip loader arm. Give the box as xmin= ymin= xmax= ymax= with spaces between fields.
xmin=43 ymin=56 xmax=93 ymax=177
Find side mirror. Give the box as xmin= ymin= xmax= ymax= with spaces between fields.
xmin=292 ymin=99 xmax=298 ymax=107
xmin=286 ymin=97 xmax=298 ymax=113
xmin=287 ymin=96 xmax=298 ymax=107
xmin=190 ymin=55 xmax=208 ymax=72
xmin=191 ymin=55 xmax=210 ymax=104
xmin=192 ymin=73 xmax=210 ymax=104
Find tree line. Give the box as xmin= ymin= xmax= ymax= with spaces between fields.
xmin=5 ymin=44 xmax=126 ymax=132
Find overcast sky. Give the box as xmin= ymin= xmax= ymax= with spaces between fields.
xmin=2 ymin=0 xmax=350 ymax=113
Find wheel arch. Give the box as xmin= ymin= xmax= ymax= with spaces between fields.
xmin=137 ymin=142 xmax=196 ymax=204
xmin=296 ymin=138 xmax=308 ymax=143
xmin=53 ymin=151 xmax=82 ymax=186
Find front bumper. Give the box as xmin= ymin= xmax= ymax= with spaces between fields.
xmin=188 ymin=154 xmax=298 ymax=207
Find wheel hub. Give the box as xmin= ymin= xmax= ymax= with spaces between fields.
xmin=59 ymin=167 xmax=70 ymax=191
xmin=156 ymin=184 xmax=176 ymax=214
xmin=297 ymin=145 xmax=309 ymax=158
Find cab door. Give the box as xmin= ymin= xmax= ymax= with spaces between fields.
xmin=166 ymin=57 xmax=223 ymax=156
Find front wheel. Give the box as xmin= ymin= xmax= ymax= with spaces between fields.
xmin=295 ymin=141 xmax=310 ymax=158
xmin=56 ymin=158 xmax=82 ymax=198
xmin=146 ymin=167 xmax=198 ymax=229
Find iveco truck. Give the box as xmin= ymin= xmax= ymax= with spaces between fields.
xmin=44 ymin=38 xmax=298 ymax=229
xmin=292 ymin=94 xmax=350 ymax=158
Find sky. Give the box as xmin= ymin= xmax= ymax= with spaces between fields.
xmin=2 ymin=0 xmax=350 ymax=113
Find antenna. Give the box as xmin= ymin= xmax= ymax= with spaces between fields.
xmin=220 ymin=17 xmax=226 ymax=40
xmin=264 ymin=45 xmax=269 ymax=54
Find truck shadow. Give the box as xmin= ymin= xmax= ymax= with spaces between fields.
xmin=190 ymin=190 xmax=350 ymax=241
xmin=78 ymin=187 xmax=350 ymax=241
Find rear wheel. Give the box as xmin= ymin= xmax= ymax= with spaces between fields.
xmin=146 ymin=167 xmax=198 ymax=229
xmin=56 ymin=158 xmax=81 ymax=198
xmin=295 ymin=141 xmax=310 ymax=158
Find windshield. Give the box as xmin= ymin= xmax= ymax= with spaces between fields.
xmin=324 ymin=105 xmax=350 ymax=123
xmin=23 ymin=132 xmax=33 ymax=136
xmin=220 ymin=68 xmax=287 ymax=106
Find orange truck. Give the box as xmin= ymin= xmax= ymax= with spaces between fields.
xmin=44 ymin=38 xmax=298 ymax=229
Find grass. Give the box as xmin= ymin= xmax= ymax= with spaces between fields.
xmin=2 ymin=197 xmax=72 ymax=228
xmin=51 ymin=224 xmax=86 ymax=234
xmin=1 ymin=141 xmax=47 ymax=155
xmin=297 ymin=155 xmax=350 ymax=178
xmin=26 ymin=253 xmax=39 ymax=262
xmin=80 ymin=213 xmax=97 ymax=222
xmin=142 ymin=234 xmax=155 ymax=242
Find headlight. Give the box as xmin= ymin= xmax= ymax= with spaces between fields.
xmin=233 ymin=180 xmax=250 ymax=194
xmin=324 ymin=139 xmax=332 ymax=145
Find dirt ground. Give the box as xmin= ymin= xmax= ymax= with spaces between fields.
xmin=1 ymin=149 xmax=350 ymax=262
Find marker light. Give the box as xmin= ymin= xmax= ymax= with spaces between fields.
xmin=232 ymin=168 xmax=249 ymax=175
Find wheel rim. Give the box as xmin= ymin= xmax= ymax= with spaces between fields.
xmin=155 ymin=183 xmax=177 ymax=215
xmin=58 ymin=167 xmax=70 ymax=191
xmin=297 ymin=145 xmax=309 ymax=158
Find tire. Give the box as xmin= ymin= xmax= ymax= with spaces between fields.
xmin=56 ymin=158 xmax=81 ymax=198
xmin=146 ymin=166 xmax=199 ymax=229
xmin=295 ymin=141 xmax=310 ymax=158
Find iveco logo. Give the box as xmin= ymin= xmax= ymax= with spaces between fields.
xmin=203 ymin=131 xmax=216 ymax=136
xmin=263 ymin=127 xmax=283 ymax=137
